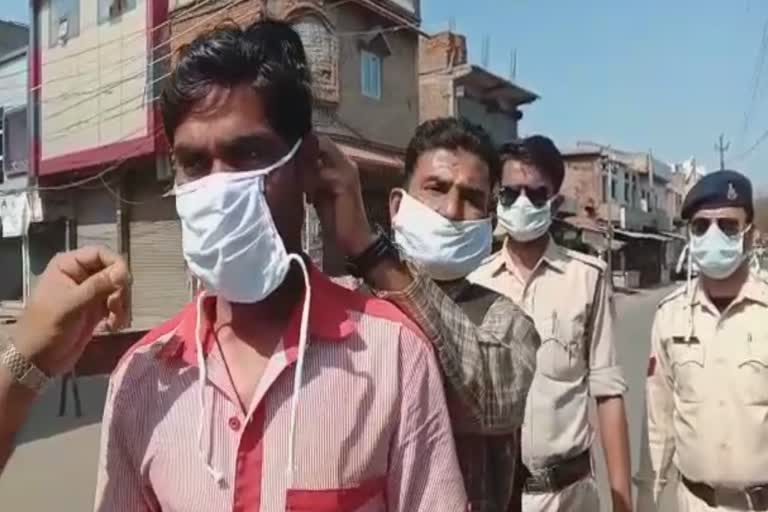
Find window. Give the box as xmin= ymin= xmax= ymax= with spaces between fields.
xmin=361 ymin=50 xmax=382 ymax=100
xmin=3 ymin=107 xmax=28 ymax=178
xmin=601 ymin=172 xmax=607 ymax=202
xmin=292 ymin=14 xmax=339 ymax=103
xmin=98 ymin=0 xmax=137 ymax=24
xmin=50 ymin=0 xmax=81 ymax=47
xmin=610 ymin=175 xmax=617 ymax=200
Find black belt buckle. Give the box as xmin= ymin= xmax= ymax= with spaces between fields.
xmin=524 ymin=468 xmax=556 ymax=494
xmin=746 ymin=485 xmax=768 ymax=510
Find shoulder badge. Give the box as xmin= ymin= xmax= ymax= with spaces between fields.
xmin=563 ymin=247 xmax=606 ymax=274
xmin=656 ymin=284 xmax=687 ymax=309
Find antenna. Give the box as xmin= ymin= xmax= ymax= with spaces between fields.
xmin=449 ymin=16 xmax=456 ymax=33
xmin=510 ymin=49 xmax=517 ymax=80
xmin=481 ymin=35 xmax=490 ymax=68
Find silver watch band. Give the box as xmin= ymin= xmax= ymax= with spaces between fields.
xmin=0 ymin=341 xmax=50 ymax=394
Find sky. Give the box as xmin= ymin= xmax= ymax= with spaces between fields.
xmin=3 ymin=1 xmax=768 ymax=190
xmin=420 ymin=0 xmax=768 ymax=190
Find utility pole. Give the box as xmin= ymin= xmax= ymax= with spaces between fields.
xmin=715 ymin=134 xmax=730 ymax=170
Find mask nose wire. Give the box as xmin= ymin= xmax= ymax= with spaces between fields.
xmin=286 ymin=254 xmax=312 ymax=489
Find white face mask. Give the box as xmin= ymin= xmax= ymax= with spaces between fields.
xmin=392 ymin=190 xmax=492 ymax=281
xmin=690 ymin=222 xmax=749 ymax=280
xmin=174 ymin=139 xmax=303 ymax=303
xmin=177 ymin=139 xmax=313 ymax=491
xmin=496 ymin=192 xmax=553 ymax=242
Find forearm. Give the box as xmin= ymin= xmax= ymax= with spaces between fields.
xmin=0 ymin=365 xmax=36 ymax=474
xmin=597 ymin=395 xmax=633 ymax=512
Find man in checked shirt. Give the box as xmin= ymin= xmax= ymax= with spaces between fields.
xmin=316 ymin=117 xmax=540 ymax=512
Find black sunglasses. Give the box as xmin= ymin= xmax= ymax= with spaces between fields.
xmin=498 ymin=186 xmax=551 ymax=208
xmin=690 ymin=217 xmax=743 ymax=238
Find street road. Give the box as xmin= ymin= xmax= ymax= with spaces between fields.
xmin=591 ymin=283 xmax=680 ymax=512
xmin=0 ymin=284 xmax=681 ymax=511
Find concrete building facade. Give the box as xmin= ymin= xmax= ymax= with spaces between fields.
xmin=418 ymin=31 xmax=538 ymax=144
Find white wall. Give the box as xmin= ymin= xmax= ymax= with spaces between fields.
xmin=39 ymin=0 xmax=150 ymax=160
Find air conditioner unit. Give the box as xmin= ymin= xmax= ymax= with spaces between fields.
xmin=58 ymin=18 xmax=69 ymax=45
xmin=109 ymin=0 xmax=125 ymax=18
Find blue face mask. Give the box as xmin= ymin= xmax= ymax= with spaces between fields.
xmin=690 ymin=223 xmax=749 ymax=280
xmin=496 ymin=193 xmax=553 ymax=243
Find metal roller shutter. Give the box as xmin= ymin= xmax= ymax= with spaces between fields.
xmin=75 ymin=189 xmax=117 ymax=251
xmin=129 ymin=193 xmax=190 ymax=328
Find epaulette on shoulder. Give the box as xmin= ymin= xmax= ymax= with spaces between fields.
xmin=657 ymin=285 xmax=687 ymax=309
xmin=562 ymin=247 xmax=607 ymax=274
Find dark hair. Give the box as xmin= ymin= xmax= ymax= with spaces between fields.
xmin=404 ymin=117 xmax=501 ymax=185
xmin=499 ymin=135 xmax=565 ymax=192
xmin=161 ymin=20 xmax=313 ymax=145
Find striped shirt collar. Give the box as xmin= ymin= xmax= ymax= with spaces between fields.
xmin=156 ymin=264 xmax=359 ymax=367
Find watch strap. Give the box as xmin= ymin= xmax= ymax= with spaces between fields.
xmin=346 ymin=229 xmax=400 ymax=278
xmin=0 ymin=341 xmax=50 ymax=394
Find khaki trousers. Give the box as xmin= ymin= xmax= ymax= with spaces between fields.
xmin=677 ymin=482 xmax=761 ymax=512
xmin=521 ymin=476 xmax=600 ymax=512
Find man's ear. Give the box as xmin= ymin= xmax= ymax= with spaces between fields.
xmin=389 ymin=188 xmax=404 ymax=220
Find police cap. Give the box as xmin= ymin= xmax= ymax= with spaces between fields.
xmin=681 ymin=169 xmax=754 ymax=221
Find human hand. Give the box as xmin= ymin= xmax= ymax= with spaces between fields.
xmin=309 ymin=135 xmax=376 ymax=257
xmin=12 ymin=246 xmax=130 ymax=377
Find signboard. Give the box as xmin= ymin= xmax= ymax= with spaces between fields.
xmin=0 ymin=191 xmax=42 ymax=237
xmin=0 ymin=193 xmax=28 ymax=237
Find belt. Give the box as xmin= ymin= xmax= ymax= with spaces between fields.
xmin=522 ymin=451 xmax=591 ymax=494
xmin=682 ymin=476 xmax=768 ymax=510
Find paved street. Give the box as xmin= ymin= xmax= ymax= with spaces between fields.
xmin=0 ymin=284 xmax=681 ymax=511
xmin=591 ymin=283 xmax=680 ymax=512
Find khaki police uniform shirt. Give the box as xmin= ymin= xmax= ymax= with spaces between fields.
xmin=647 ymin=272 xmax=768 ymax=495
xmin=469 ymin=238 xmax=627 ymax=470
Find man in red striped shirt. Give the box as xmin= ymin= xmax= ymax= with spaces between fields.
xmin=93 ymin=20 xmax=466 ymax=511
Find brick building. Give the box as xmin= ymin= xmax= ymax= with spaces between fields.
xmin=418 ymin=31 xmax=538 ymax=144
xmin=561 ymin=144 xmax=692 ymax=287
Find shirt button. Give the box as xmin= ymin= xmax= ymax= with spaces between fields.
xmin=228 ymin=416 xmax=241 ymax=432
xmin=719 ymin=400 xmax=726 ymax=407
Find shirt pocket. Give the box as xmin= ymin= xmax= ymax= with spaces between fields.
xmin=536 ymin=312 xmax=586 ymax=382
xmin=736 ymin=334 xmax=768 ymax=406
xmin=668 ymin=340 xmax=706 ymax=403
xmin=285 ymin=477 xmax=386 ymax=512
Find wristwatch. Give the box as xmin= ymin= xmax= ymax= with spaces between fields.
xmin=0 ymin=341 xmax=50 ymax=394
xmin=345 ymin=228 xmax=401 ymax=278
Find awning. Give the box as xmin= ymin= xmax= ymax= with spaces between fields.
xmin=660 ymin=230 xmax=687 ymax=241
xmin=337 ymin=143 xmax=403 ymax=170
xmin=582 ymin=229 xmax=626 ymax=252
xmin=614 ymin=228 xmax=671 ymax=242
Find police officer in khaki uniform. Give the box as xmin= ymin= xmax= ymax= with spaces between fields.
xmin=647 ymin=169 xmax=768 ymax=511
xmin=470 ymin=136 xmax=632 ymax=512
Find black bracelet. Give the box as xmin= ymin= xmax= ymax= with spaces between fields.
xmin=345 ymin=229 xmax=400 ymax=278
